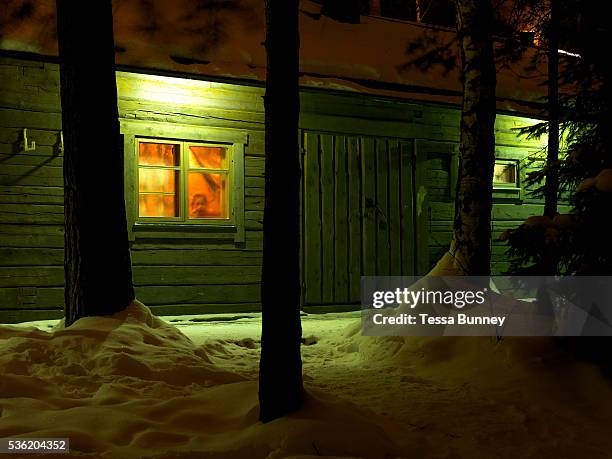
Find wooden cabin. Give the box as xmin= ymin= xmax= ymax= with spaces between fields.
xmin=0 ymin=2 xmax=555 ymax=322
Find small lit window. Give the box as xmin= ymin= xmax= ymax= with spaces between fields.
xmin=491 ymin=159 xmax=521 ymax=202
xmin=187 ymin=145 xmax=229 ymax=219
xmin=138 ymin=142 xmax=181 ymax=218
xmin=136 ymin=139 xmax=232 ymax=223
xmin=493 ymin=161 xmax=518 ymax=187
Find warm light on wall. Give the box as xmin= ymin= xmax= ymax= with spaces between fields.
xmin=116 ymin=72 xmax=218 ymax=106
xmin=496 ymin=114 xmax=548 ymax=148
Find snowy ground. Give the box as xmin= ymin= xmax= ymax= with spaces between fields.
xmin=2 ymin=302 xmax=612 ymax=458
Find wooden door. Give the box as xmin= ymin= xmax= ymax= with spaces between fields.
xmin=301 ymin=131 xmax=415 ymax=308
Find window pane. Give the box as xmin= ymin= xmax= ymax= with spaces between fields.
xmin=188 ymin=172 xmax=228 ymax=218
xmin=139 ymin=194 xmax=178 ymax=218
xmin=139 ymin=142 xmax=180 ymax=166
xmin=493 ymin=163 xmax=517 ymax=185
xmin=138 ymin=169 xmax=178 ymax=193
xmin=189 ymin=145 xmax=228 ymax=170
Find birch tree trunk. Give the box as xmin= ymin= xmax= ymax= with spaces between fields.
xmin=259 ymin=0 xmax=304 ymax=423
xmin=451 ymin=0 xmax=497 ymax=275
xmin=56 ymin=0 xmax=135 ymax=326
xmin=544 ymin=0 xmax=559 ymax=218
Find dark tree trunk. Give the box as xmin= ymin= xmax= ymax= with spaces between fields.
xmin=451 ymin=0 xmax=497 ymax=275
xmin=259 ymin=0 xmax=304 ymax=422
xmin=544 ymin=0 xmax=559 ymax=218
xmin=56 ymin=0 xmax=135 ymax=326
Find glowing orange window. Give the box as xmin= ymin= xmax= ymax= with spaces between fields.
xmin=138 ymin=142 xmax=180 ymax=218
xmin=136 ymin=139 xmax=232 ymax=223
xmin=187 ymin=145 xmax=229 ymax=219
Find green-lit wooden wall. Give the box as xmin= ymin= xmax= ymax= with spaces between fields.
xmin=0 ymin=57 xmax=268 ymax=322
xmin=0 ymin=54 xmax=553 ymax=322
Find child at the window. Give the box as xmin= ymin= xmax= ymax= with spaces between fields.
xmin=190 ymin=193 xmax=209 ymax=218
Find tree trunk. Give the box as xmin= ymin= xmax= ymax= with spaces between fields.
xmin=451 ymin=0 xmax=497 ymax=275
xmin=56 ymin=0 xmax=135 ymax=326
xmin=543 ymin=0 xmax=559 ymax=218
xmin=259 ymin=0 xmax=304 ymax=422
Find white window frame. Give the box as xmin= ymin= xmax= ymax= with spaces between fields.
xmin=493 ymin=159 xmax=522 ymax=202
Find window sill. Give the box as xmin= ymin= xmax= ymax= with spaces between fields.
xmin=130 ymin=222 xmax=241 ymax=242
xmin=492 ymin=187 xmax=522 ymax=203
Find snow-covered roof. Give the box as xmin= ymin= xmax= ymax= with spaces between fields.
xmin=0 ymin=0 xmax=547 ymax=114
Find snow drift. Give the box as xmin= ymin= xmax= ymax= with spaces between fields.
xmin=0 ymin=301 xmax=409 ymax=458
xmin=3 ymin=301 xmax=612 ymax=458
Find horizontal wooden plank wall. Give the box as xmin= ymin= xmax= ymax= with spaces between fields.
xmin=419 ymin=118 xmax=559 ymax=275
xmin=300 ymin=91 xmax=553 ymax=277
xmin=120 ymin=73 xmax=266 ymax=315
xmin=0 ymin=57 xmax=267 ymax=322
xmin=0 ymin=57 xmax=64 ymax=322
xmin=0 ymin=55 xmax=553 ymax=322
